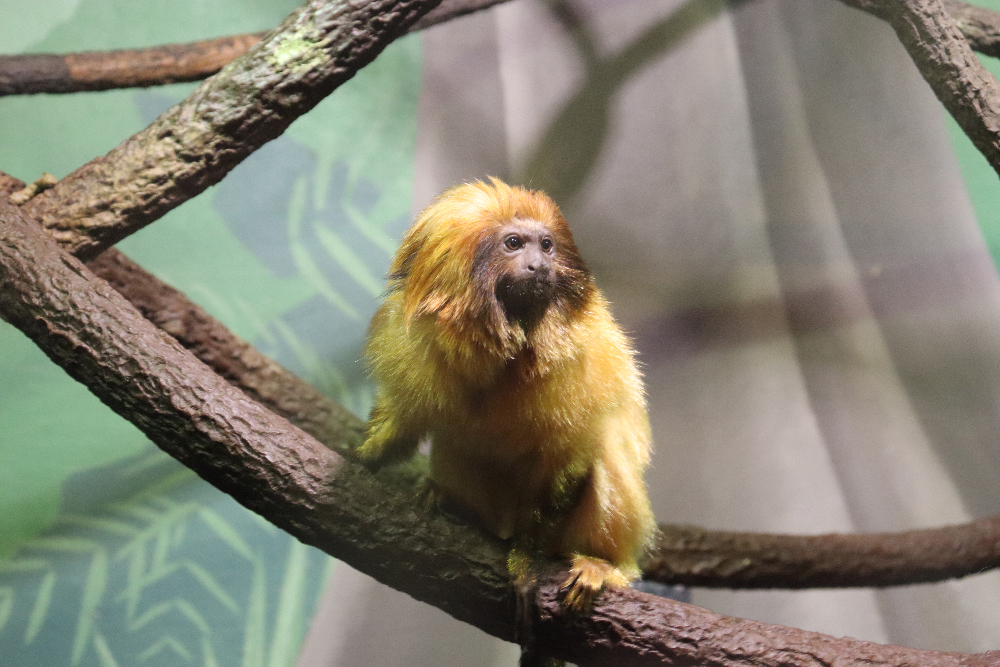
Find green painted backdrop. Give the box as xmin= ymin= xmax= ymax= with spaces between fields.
xmin=947 ymin=1 xmax=1000 ymax=264
xmin=0 ymin=1 xmax=420 ymax=665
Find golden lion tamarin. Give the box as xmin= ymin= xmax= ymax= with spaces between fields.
xmin=358 ymin=178 xmax=655 ymax=610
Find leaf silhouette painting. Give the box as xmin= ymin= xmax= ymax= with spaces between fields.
xmin=211 ymin=35 xmax=421 ymax=417
xmin=0 ymin=448 xmax=332 ymax=667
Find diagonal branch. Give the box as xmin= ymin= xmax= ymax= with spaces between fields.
xmin=1 ymin=193 xmax=995 ymax=667
xmin=85 ymin=247 xmax=365 ymax=455
xmin=0 ymin=0 xmax=510 ymax=97
xmin=840 ymin=0 xmax=1000 ymax=179
xmin=19 ymin=0 xmax=445 ymax=261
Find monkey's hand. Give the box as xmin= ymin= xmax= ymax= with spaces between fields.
xmin=559 ymin=555 xmax=631 ymax=612
xmin=355 ymin=404 xmax=420 ymax=471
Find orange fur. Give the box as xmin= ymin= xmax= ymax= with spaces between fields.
xmin=358 ymin=179 xmax=655 ymax=609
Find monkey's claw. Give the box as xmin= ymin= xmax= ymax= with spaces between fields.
xmin=559 ymin=555 xmax=630 ymax=612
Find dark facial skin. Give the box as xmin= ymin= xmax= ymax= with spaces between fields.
xmin=494 ymin=220 xmax=556 ymax=327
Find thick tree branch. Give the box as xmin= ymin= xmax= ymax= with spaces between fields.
xmin=0 ymin=0 xmax=509 ymax=98
xmin=85 ymin=247 xmax=365 ymax=455
xmin=18 ymin=0 xmax=445 ymax=261
xmin=1 ymin=196 xmax=995 ymax=667
xmin=840 ymin=0 xmax=1000 ymax=179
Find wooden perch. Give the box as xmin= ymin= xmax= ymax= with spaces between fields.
xmin=840 ymin=0 xmax=1000 ymax=179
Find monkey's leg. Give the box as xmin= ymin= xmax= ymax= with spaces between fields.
xmin=555 ymin=455 xmax=651 ymax=611
xmin=355 ymin=399 xmax=421 ymax=469
xmin=560 ymin=554 xmax=631 ymax=611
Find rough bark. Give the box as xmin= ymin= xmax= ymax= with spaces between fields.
xmin=0 ymin=0 xmax=509 ymax=97
xmin=840 ymin=0 xmax=1000 ymax=179
xmin=2 ymin=194 xmax=997 ymax=667
xmin=944 ymin=0 xmax=1000 ymax=58
xmin=85 ymin=247 xmax=365 ymax=455
xmin=18 ymin=0 xmax=445 ymax=261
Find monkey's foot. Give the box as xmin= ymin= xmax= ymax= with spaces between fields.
xmin=559 ymin=555 xmax=630 ymax=612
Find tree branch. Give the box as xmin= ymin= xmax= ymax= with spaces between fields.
xmin=2 ymin=195 xmax=995 ymax=667
xmin=840 ymin=0 xmax=1000 ymax=179
xmin=85 ymin=247 xmax=365 ymax=455
xmin=649 ymin=519 xmax=1000 ymax=588
xmin=0 ymin=0 xmax=510 ymax=98
xmin=944 ymin=0 xmax=1000 ymax=58
xmin=18 ymin=0 xmax=445 ymax=261
xmin=5 ymin=0 xmax=1000 ymax=99
xmin=0 ymin=34 xmax=263 ymax=96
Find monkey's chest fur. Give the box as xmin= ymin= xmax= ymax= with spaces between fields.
xmin=426 ymin=347 xmax=605 ymax=543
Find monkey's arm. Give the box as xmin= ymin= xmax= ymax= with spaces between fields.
xmin=555 ymin=402 xmax=655 ymax=610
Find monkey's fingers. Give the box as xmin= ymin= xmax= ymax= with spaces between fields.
xmin=559 ymin=555 xmax=630 ymax=612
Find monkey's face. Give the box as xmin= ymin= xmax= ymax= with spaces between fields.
xmin=489 ymin=220 xmax=558 ymax=326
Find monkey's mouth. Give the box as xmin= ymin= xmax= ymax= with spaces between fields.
xmin=496 ymin=277 xmax=553 ymax=326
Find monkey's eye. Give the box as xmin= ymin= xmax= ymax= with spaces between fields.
xmin=504 ymin=235 xmax=523 ymax=250
xmin=540 ymin=238 xmax=554 ymax=252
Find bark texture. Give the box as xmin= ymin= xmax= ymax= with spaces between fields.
xmin=945 ymin=0 xmax=1000 ymax=57
xmin=0 ymin=0 xmax=509 ymax=97
xmin=840 ymin=0 xmax=1000 ymax=178
xmin=85 ymin=247 xmax=365 ymax=455
xmin=19 ymin=0 xmax=444 ymax=260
